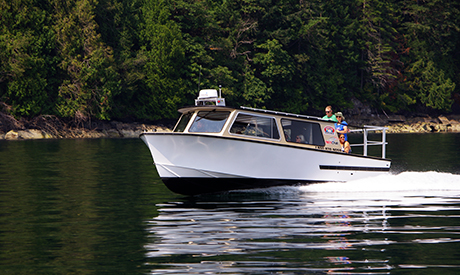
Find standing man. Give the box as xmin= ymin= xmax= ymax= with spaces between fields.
xmin=322 ymin=106 xmax=338 ymax=122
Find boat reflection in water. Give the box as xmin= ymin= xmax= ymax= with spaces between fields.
xmin=144 ymin=182 xmax=394 ymax=273
xmin=144 ymin=172 xmax=460 ymax=273
xmin=140 ymin=88 xmax=391 ymax=195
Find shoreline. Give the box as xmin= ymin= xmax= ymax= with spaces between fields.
xmin=348 ymin=114 xmax=460 ymax=134
xmin=0 ymin=114 xmax=173 ymax=140
xmin=1 ymin=113 xmax=460 ymax=140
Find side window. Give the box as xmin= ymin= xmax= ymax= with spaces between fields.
xmin=189 ymin=111 xmax=230 ymax=133
xmin=281 ymin=119 xmax=325 ymax=146
xmin=230 ymin=113 xmax=280 ymax=139
xmin=173 ymin=112 xmax=193 ymax=132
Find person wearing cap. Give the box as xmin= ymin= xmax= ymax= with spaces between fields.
xmin=322 ymin=106 xmax=338 ymax=122
xmin=334 ymin=112 xmax=349 ymax=141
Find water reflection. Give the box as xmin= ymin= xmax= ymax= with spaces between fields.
xmin=2 ymin=135 xmax=460 ymax=274
xmin=0 ymin=139 xmax=163 ymax=274
xmin=145 ymin=172 xmax=460 ymax=274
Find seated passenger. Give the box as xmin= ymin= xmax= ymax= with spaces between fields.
xmin=284 ymin=133 xmax=291 ymax=142
xmin=296 ymin=135 xmax=305 ymax=143
xmin=339 ymin=134 xmax=351 ymax=153
xmin=190 ymin=120 xmax=208 ymax=132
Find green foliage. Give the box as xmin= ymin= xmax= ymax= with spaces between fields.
xmin=0 ymin=0 xmax=58 ymax=117
xmin=1 ymin=0 xmax=460 ymax=122
xmin=53 ymin=0 xmax=119 ymax=120
xmin=412 ymin=60 xmax=455 ymax=110
xmin=399 ymin=0 xmax=460 ymax=112
xmin=138 ymin=0 xmax=186 ymax=120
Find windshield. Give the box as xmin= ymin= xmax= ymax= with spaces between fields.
xmin=189 ymin=111 xmax=230 ymax=133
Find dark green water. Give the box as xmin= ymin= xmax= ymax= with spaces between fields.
xmin=1 ymin=134 xmax=460 ymax=274
xmin=0 ymin=139 xmax=175 ymax=274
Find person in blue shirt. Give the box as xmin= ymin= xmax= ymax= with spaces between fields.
xmin=334 ymin=112 xmax=349 ymax=141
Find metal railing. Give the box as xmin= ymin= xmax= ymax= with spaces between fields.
xmin=349 ymin=126 xmax=388 ymax=158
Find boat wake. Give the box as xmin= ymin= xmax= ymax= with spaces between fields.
xmin=303 ymin=171 xmax=460 ymax=193
xmin=228 ymin=171 xmax=460 ymax=202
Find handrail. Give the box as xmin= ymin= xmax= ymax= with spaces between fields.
xmin=239 ymin=106 xmax=322 ymax=120
xmin=349 ymin=125 xmax=388 ymax=158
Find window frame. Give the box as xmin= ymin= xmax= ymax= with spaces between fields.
xmin=228 ymin=112 xmax=281 ymax=141
xmin=173 ymin=112 xmax=194 ymax=132
xmin=281 ymin=118 xmax=325 ymax=146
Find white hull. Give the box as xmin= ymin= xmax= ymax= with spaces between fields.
xmin=141 ymin=133 xmax=390 ymax=194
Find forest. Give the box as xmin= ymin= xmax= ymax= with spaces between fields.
xmin=1 ymin=0 xmax=460 ymax=122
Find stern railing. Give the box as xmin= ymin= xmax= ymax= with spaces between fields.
xmin=349 ymin=126 xmax=388 ymax=158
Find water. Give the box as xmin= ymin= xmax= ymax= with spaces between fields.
xmin=1 ymin=134 xmax=460 ymax=274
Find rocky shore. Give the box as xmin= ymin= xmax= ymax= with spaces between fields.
xmin=348 ymin=114 xmax=460 ymax=133
xmin=1 ymin=112 xmax=460 ymax=140
xmin=0 ymin=113 xmax=172 ymax=140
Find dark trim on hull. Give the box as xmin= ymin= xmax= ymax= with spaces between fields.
xmin=319 ymin=165 xmax=390 ymax=172
xmin=162 ymin=177 xmax=326 ymax=196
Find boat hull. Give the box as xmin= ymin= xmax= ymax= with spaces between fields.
xmin=162 ymin=178 xmax=320 ymax=195
xmin=140 ymin=133 xmax=391 ymax=195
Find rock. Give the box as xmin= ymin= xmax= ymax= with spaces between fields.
xmin=438 ymin=115 xmax=451 ymax=125
xmin=437 ymin=124 xmax=448 ymax=132
xmin=120 ymin=129 xmax=143 ymax=138
xmin=18 ymin=129 xmax=44 ymax=139
xmin=85 ymin=131 xmax=106 ymax=138
xmin=5 ymin=130 xmax=19 ymax=140
xmin=450 ymin=124 xmax=460 ymax=132
xmin=105 ymin=129 xmax=121 ymax=138
xmin=42 ymin=131 xmax=55 ymax=139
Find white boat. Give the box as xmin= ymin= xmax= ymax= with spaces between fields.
xmin=140 ymin=89 xmax=391 ymax=195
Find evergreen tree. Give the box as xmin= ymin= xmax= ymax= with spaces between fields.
xmin=0 ymin=0 xmax=57 ymax=117
xmin=94 ymin=0 xmax=146 ymax=119
xmin=52 ymin=0 xmax=119 ymax=120
xmin=400 ymin=0 xmax=460 ymax=111
xmin=138 ymin=0 xmax=186 ymax=120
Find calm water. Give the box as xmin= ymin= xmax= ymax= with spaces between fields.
xmin=1 ymin=134 xmax=460 ymax=274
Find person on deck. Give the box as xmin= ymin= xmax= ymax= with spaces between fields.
xmin=322 ymin=106 xmax=338 ymax=122
xmin=339 ymin=134 xmax=351 ymax=153
xmin=334 ymin=112 xmax=349 ymax=141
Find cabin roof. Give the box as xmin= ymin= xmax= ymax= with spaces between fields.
xmin=178 ymin=105 xmax=326 ymax=123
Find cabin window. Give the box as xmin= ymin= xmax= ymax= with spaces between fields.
xmin=229 ymin=113 xmax=280 ymax=139
xmin=281 ymin=119 xmax=325 ymax=146
xmin=174 ymin=112 xmax=193 ymax=132
xmin=189 ymin=111 xmax=230 ymax=133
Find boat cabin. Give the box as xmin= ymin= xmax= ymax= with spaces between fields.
xmin=173 ymin=89 xmax=345 ymax=153
xmin=174 ymin=105 xmax=342 ymax=152
xmin=173 ymin=89 xmax=388 ymax=158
